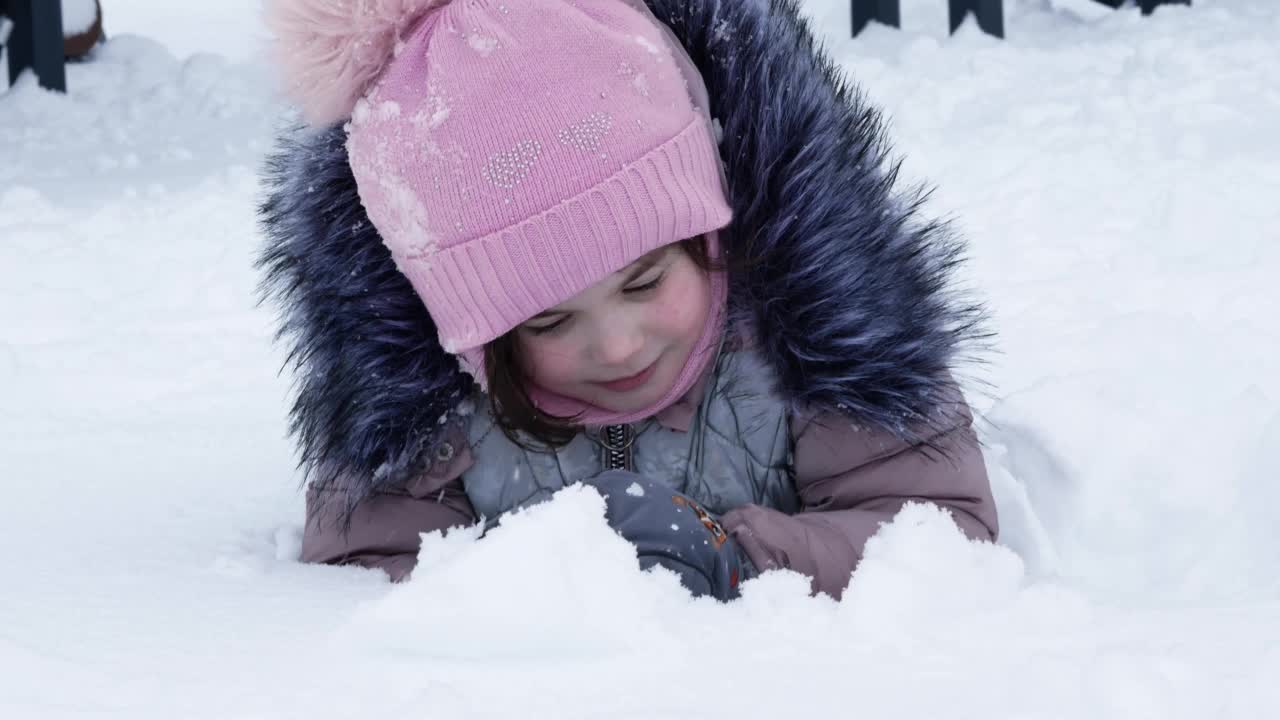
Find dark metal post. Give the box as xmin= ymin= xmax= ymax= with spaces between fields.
xmin=852 ymin=0 xmax=900 ymax=37
xmin=5 ymin=0 xmax=66 ymax=91
xmin=1089 ymin=0 xmax=1191 ymax=12
xmin=949 ymin=0 xmax=1004 ymax=38
xmin=1139 ymin=0 xmax=1190 ymax=14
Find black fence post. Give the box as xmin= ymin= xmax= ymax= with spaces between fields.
xmin=849 ymin=0 xmax=1187 ymax=41
xmin=1139 ymin=0 xmax=1190 ymax=14
xmin=949 ymin=0 xmax=1004 ymax=38
xmin=852 ymin=0 xmax=901 ymax=37
xmin=4 ymin=0 xmax=66 ymax=92
xmin=1090 ymin=0 xmax=1191 ymax=12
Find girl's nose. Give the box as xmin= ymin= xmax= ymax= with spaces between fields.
xmin=592 ymin=317 xmax=645 ymax=367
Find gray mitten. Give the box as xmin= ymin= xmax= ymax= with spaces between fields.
xmin=581 ymin=470 xmax=755 ymax=601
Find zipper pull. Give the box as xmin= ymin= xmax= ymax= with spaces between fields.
xmin=601 ymin=424 xmax=634 ymax=471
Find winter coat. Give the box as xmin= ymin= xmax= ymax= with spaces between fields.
xmin=299 ymin=344 xmax=994 ymax=598
xmin=258 ymin=0 xmax=998 ymax=599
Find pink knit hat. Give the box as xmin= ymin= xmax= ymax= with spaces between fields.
xmin=267 ymin=0 xmax=733 ymax=362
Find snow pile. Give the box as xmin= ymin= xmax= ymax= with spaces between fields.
xmin=337 ymin=487 xmax=693 ymax=659
xmin=986 ymin=370 xmax=1280 ymax=603
xmin=96 ymin=0 xmax=270 ymax=62
xmin=3 ymin=1 xmax=1280 ymax=718
xmin=318 ymin=493 xmax=1276 ymax=719
xmin=802 ymin=0 xmax=1280 ymax=604
xmin=0 ymin=34 xmax=276 ymax=203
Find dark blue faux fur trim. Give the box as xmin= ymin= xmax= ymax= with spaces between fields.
xmin=256 ymin=0 xmax=989 ymax=512
xmin=257 ymin=126 xmax=474 ymax=498
xmin=647 ymin=0 xmax=988 ymax=434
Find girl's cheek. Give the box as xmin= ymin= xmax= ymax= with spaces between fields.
xmin=516 ymin=337 xmax=549 ymax=381
xmin=658 ymin=276 xmax=710 ymax=333
xmin=520 ymin=335 xmax=581 ymax=383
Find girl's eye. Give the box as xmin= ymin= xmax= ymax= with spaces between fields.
xmin=524 ymin=315 xmax=569 ymax=336
xmin=623 ymin=272 xmax=665 ymax=295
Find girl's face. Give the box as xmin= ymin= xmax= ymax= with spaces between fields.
xmin=515 ymin=244 xmax=713 ymax=413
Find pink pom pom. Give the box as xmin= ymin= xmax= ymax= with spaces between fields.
xmin=265 ymin=0 xmax=451 ymax=126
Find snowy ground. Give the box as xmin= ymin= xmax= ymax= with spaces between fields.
xmin=3 ymin=1 xmax=1278 ymax=718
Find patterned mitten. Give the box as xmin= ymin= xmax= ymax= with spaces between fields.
xmin=581 ymin=470 xmax=755 ymax=601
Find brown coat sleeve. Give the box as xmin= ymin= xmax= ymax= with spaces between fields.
xmin=299 ymin=427 xmax=478 ymax=582
xmin=721 ymin=390 xmax=997 ymax=599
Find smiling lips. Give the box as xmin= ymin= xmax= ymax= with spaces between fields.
xmin=593 ymin=359 xmax=659 ymax=393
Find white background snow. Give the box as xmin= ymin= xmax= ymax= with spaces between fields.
xmin=3 ymin=0 xmax=1279 ymax=717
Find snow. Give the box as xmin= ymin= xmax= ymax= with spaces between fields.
xmin=634 ymin=33 xmax=664 ymax=58
xmin=61 ymin=0 xmax=99 ymax=35
xmin=1048 ymin=0 xmax=1135 ymax=22
xmin=466 ymin=33 xmax=498 ymax=56
xmin=3 ymin=0 xmax=1280 ymax=718
xmin=96 ymin=0 xmax=269 ymax=62
xmin=631 ymin=71 xmax=650 ymax=96
xmin=409 ymin=94 xmax=450 ymax=130
xmin=626 ymin=481 xmax=646 ymax=497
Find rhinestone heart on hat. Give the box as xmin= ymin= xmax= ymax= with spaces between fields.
xmin=557 ymin=112 xmax=614 ymax=152
xmin=481 ymin=140 xmax=544 ymax=189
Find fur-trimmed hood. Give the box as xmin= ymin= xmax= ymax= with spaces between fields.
xmin=256 ymin=0 xmax=988 ymax=505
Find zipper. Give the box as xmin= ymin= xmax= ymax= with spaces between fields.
xmin=601 ymin=423 xmax=635 ymax=471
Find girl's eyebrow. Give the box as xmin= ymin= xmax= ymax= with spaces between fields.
xmin=527 ymin=251 xmax=666 ymax=320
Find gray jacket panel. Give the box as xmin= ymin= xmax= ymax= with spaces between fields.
xmin=461 ymin=349 xmax=800 ymax=526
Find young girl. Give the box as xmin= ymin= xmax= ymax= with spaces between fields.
xmin=259 ymin=0 xmax=998 ymax=600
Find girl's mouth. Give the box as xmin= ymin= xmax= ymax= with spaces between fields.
xmin=593 ymin=359 xmax=658 ymax=393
